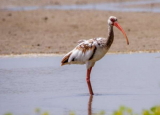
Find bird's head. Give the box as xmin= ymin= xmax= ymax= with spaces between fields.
xmin=108 ymin=16 xmax=117 ymax=26
xmin=108 ymin=16 xmax=129 ymax=45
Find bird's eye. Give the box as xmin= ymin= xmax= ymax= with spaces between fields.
xmin=110 ymin=18 xmax=115 ymax=22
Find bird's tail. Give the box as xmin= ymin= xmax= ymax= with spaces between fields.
xmin=61 ymin=52 xmax=72 ymax=66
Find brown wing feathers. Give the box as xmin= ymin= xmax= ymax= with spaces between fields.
xmin=61 ymin=39 xmax=97 ymax=66
xmin=61 ymin=52 xmax=72 ymax=66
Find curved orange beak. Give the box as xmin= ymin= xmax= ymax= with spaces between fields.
xmin=114 ymin=22 xmax=129 ymax=45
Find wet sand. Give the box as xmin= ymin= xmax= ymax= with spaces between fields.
xmin=0 ymin=0 xmax=160 ymax=55
xmin=0 ymin=53 xmax=160 ymax=115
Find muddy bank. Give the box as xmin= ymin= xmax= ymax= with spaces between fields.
xmin=0 ymin=9 xmax=160 ymax=55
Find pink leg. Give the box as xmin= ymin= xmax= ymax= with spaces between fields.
xmin=86 ymin=67 xmax=94 ymax=95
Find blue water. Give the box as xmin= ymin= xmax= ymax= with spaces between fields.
xmin=0 ymin=53 xmax=160 ymax=115
xmin=1 ymin=0 xmax=160 ymax=12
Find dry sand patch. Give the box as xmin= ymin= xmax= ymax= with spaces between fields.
xmin=0 ymin=10 xmax=160 ymax=55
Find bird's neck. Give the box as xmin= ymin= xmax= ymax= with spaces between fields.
xmin=105 ymin=25 xmax=114 ymax=47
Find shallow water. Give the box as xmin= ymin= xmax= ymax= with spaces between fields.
xmin=1 ymin=0 xmax=160 ymax=12
xmin=0 ymin=53 xmax=160 ymax=115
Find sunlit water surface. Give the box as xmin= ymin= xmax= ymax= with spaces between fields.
xmin=0 ymin=53 xmax=160 ymax=115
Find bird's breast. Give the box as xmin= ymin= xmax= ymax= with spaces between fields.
xmin=91 ymin=47 xmax=108 ymax=62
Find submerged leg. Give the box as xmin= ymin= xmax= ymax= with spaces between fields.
xmin=86 ymin=67 xmax=94 ymax=95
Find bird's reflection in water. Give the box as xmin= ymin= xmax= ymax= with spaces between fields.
xmin=88 ymin=95 xmax=93 ymax=115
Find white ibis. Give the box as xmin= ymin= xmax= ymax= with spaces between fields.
xmin=61 ymin=16 xmax=129 ymax=95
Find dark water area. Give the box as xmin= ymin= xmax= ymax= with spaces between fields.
xmin=0 ymin=53 xmax=160 ymax=115
xmin=1 ymin=0 xmax=160 ymax=12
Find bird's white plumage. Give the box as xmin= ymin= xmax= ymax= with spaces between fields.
xmin=69 ymin=40 xmax=96 ymax=63
xmin=61 ymin=37 xmax=109 ymax=69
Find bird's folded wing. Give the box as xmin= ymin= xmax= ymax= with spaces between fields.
xmin=68 ymin=39 xmax=97 ymax=63
xmin=61 ymin=39 xmax=97 ymax=66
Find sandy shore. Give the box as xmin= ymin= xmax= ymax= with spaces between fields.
xmin=0 ymin=1 xmax=160 ymax=55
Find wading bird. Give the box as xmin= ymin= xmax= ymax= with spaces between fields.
xmin=61 ymin=16 xmax=129 ymax=95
